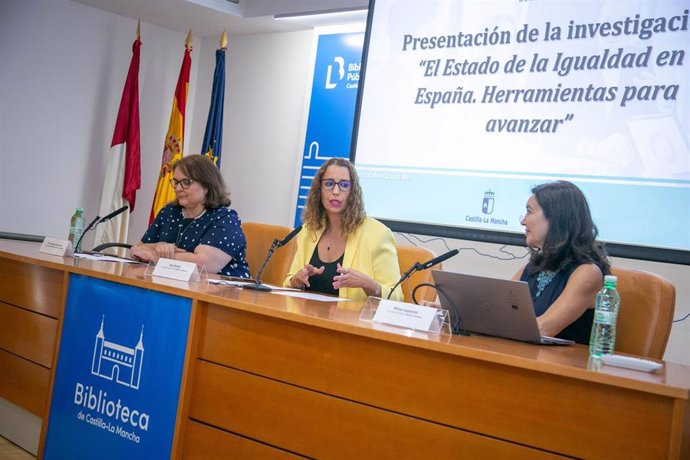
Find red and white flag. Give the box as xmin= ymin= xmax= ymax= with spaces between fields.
xmin=94 ymin=34 xmax=141 ymax=252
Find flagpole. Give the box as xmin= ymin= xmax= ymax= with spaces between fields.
xmin=149 ymin=30 xmax=193 ymax=223
xmin=201 ymin=30 xmax=227 ymax=167
xmin=93 ymin=23 xmax=142 ymax=255
xmin=220 ymin=29 xmax=227 ymax=50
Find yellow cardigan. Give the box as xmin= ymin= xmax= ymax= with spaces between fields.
xmin=283 ymin=217 xmax=403 ymax=301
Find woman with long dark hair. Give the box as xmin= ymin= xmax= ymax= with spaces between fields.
xmin=514 ymin=180 xmax=610 ymax=343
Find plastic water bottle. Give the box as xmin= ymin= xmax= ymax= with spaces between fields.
xmin=68 ymin=207 xmax=85 ymax=252
xmin=589 ymin=275 xmax=620 ymax=357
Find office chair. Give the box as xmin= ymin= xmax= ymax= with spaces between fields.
xmin=92 ymin=242 xmax=132 ymax=253
xmin=395 ymin=244 xmax=441 ymax=304
xmin=243 ymin=222 xmax=298 ymax=286
xmin=611 ymin=267 xmax=676 ymax=359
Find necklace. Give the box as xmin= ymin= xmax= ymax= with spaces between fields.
xmin=176 ymin=209 xmax=207 ymax=246
xmin=323 ymin=229 xmax=344 ymax=252
xmin=535 ymin=270 xmax=557 ymax=298
xmin=183 ymin=208 xmax=206 ymax=219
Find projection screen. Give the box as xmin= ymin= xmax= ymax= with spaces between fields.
xmin=352 ymin=0 xmax=690 ymax=264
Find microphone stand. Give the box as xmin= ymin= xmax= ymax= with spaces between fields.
xmin=77 ymin=205 xmax=129 ymax=254
xmin=387 ymin=249 xmax=460 ymax=301
xmin=73 ymin=215 xmax=100 ymax=254
xmin=243 ymin=239 xmax=280 ymax=292
xmin=387 ymin=262 xmax=422 ymax=300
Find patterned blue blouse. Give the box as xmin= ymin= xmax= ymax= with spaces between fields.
xmin=141 ymin=204 xmax=250 ymax=278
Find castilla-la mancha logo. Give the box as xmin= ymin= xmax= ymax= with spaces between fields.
xmin=91 ymin=316 xmax=145 ymax=390
xmin=482 ymin=190 xmax=495 ymax=215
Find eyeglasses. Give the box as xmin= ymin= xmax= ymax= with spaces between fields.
xmin=321 ymin=179 xmax=352 ymax=192
xmin=170 ymin=178 xmax=194 ymax=189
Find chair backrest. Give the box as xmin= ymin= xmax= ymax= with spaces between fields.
xmin=92 ymin=242 xmax=132 ymax=258
xmin=611 ymin=267 xmax=675 ymax=359
xmin=92 ymin=242 xmax=132 ymax=253
xmin=395 ymin=244 xmax=441 ymax=304
xmin=243 ymin=222 xmax=297 ymax=286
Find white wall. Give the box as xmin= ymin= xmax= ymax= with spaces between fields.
xmin=0 ymin=0 xmax=201 ymax=245
xmin=0 ymin=0 xmax=687 ymax=367
xmin=217 ymin=30 xmax=314 ymax=226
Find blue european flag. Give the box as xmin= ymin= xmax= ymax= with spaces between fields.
xmin=201 ymin=47 xmax=226 ymax=166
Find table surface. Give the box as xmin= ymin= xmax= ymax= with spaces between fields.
xmin=2 ymin=238 xmax=689 ymax=400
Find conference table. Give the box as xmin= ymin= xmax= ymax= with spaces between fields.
xmin=0 ymin=239 xmax=689 ymax=459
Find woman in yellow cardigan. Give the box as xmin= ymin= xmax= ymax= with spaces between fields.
xmin=284 ymin=158 xmax=403 ymax=301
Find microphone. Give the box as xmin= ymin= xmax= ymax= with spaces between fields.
xmin=275 ymin=224 xmax=302 ymax=248
xmin=415 ymin=248 xmax=459 ymax=271
xmin=244 ymin=225 xmax=302 ymax=292
xmin=75 ymin=205 xmax=129 ymax=254
xmin=99 ymin=205 xmax=129 ymax=223
xmin=387 ymin=248 xmax=459 ymax=300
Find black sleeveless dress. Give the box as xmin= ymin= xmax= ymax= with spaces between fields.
xmin=519 ymin=262 xmax=594 ymax=344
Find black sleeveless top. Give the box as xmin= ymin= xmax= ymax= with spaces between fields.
xmin=520 ymin=262 xmax=594 ymax=344
xmin=306 ymin=247 xmax=344 ymax=296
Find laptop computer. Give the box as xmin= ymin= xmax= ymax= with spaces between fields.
xmin=431 ymin=270 xmax=574 ymax=345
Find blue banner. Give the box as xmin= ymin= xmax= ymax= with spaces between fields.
xmin=44 ymin=275 xmax=191 ymax=459
xmin=293 ymin=32 xmax=364 ymax=227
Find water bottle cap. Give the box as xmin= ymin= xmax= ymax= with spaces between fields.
xmin=604 ymin=275 xmax=617 ymax=283
xmin=76 ymin=207 xmax=84 ymax=212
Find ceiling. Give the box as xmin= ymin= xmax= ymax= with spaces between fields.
xmin=73 ymin=0 xmax=369 ymax=37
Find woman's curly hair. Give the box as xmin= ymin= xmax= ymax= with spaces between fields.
xmin=302 ymin=158 xmax=366 ymax=238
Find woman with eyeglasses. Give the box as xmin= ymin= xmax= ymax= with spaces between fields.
xmin=130 ymin=155 xmax=250 ymax=278
xmin=284 ymin=158 xmax=403 ymax=301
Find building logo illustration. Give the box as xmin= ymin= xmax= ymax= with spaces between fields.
xmin=91 ymin=316 xmax=145 ymax=390
xmin=325 ymin=56 xmax=345 ymax=89
xmin=482 ymin=190 xmax=495 ymax=215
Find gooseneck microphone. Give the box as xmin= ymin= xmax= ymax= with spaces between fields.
xmin=99 ymin=205 xmax=129 ymax=223
xmin=244 ymin=225 xmax=302 ymax=292
xmin=387 ymin=248 xmax=459 ymax=300
xmin=75 ymin=205 xmax=129 ymax=253
xmin=275 ymin=224 xmax=303 ymax=248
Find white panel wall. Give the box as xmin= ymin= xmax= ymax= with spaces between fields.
xmin=0 ymin=0 xmax=687 ymax=367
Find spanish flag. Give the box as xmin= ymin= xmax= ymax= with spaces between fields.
xmin=149 ymin=30 xmax=192 ymax=224
xmin=94 ymin=26 xmax=141 ymax=253
xmin=201 ymin=31 xmax=227 ymax=167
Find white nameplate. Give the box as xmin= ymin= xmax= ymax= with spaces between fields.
xmin=152 ymin=258 xmax=199 ymax=282
xmin=372 ymin=299 xmax=439 ymax=332
xmin=40 ymin=237 xmax=74 ymax=257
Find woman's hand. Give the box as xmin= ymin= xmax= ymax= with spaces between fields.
xmin=154 ymin=242 xmax=178 ymax=260
xmin=130 ymin=245 xmax=158 ymax=263
xmin=333 ymin=263 xmax=380 ymax=296
xmin=290 ymin=264 xmax=325 ymax=289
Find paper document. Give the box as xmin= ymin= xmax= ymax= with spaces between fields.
xmin=271 ymin=290 xmax=351 ymax=302
xmin=74 ymin=253 xmax=142 ymax=264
